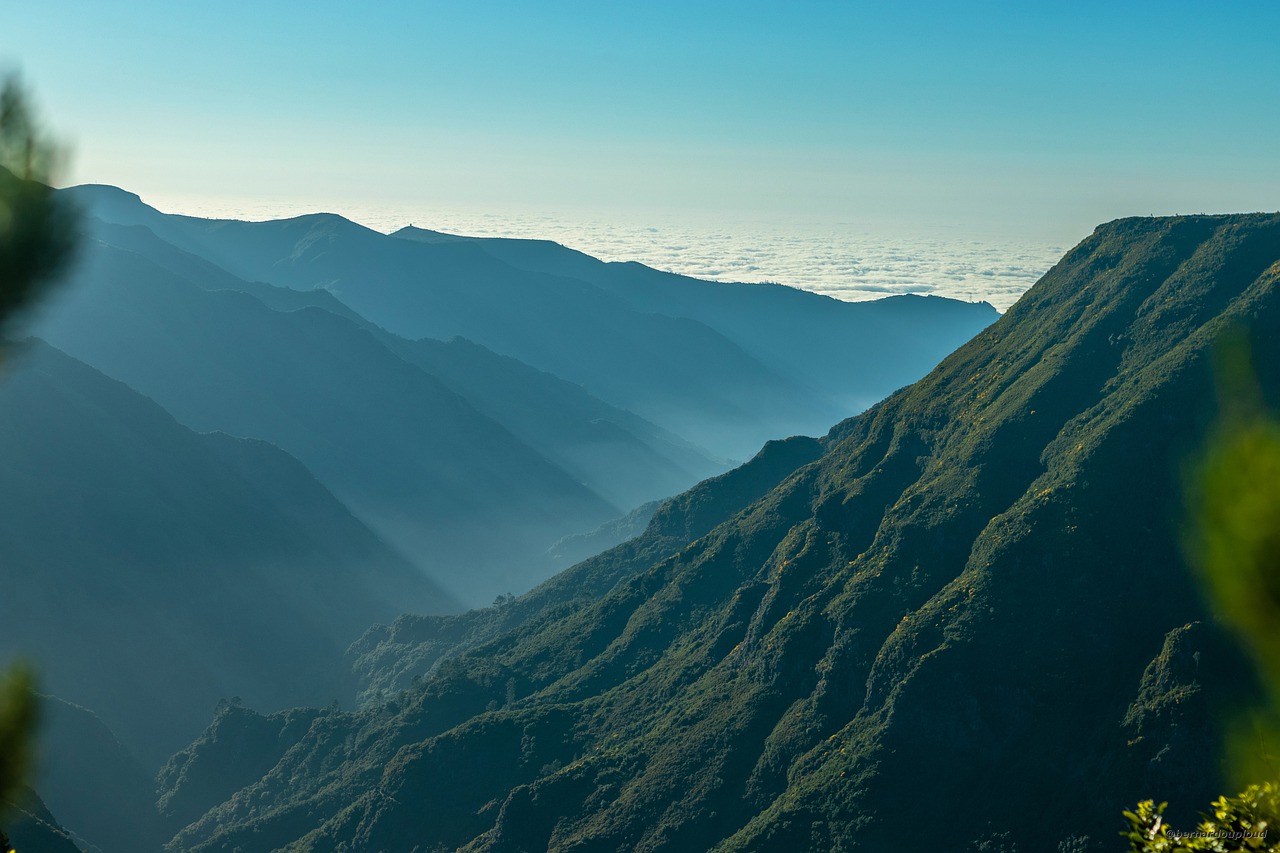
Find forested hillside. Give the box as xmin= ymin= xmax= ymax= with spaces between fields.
xmin=158 ymin=214 xmax=1280 ymax=851
xmin=1 ymin=176 xmax=1000 ymax=851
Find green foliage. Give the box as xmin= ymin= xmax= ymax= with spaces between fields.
xmin=157 ymin=214 xmax=1280 ymax=852
xmin=1123 ymin=340 xmax=1280 ymax=851
xmin=1124 ymin=783 xmax=1279 ymax=851
xmin=0 ymin=665 xmax=37 ymax=815
xmin=0 ymin=75 xmax=67 ymax=847
xmin=1186 ymin=342 xmax=1280 ymax=783
xmin=0 ymin=75 xmax=76 ymax=339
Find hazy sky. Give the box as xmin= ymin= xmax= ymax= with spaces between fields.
xmin=5 ymin=1 xmax=1279 ymax=242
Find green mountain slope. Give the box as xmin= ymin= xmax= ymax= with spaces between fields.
xmin=160 ymin=214 xmax=1280 ymax=852
xmin=345 ymin=435 xmax=825 ymax=705
xmin=0 ymin=341 xmax=457 ymax=767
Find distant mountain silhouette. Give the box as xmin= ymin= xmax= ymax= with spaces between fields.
xmin=62 ymin=185 xmax=996 ymax=459
xmin=393 ymin=225 xmax=1000 ymax=418
xmin=38 ymin=235 xmax=628 ymax=605
xmin=379 ymin=336 xmax=729 ymax=509
xmin=34 ymin=695 xmax=167 ymax=853
xmin=0 ymin=340 xmax=457 ymax=766
xmin=87 ymin=214 xmax=730 ymax=508
xmin=85 ymin=216 xmax=737 ymax=507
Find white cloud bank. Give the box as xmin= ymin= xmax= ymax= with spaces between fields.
xmin=148 ymin=195 xmax=1068 ymax=313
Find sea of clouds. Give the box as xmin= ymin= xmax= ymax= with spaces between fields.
xmin=155 ymin=198 xmax=1066 ymax=312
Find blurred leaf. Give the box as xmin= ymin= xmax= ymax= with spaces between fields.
xmin=0 ymin=665 xmax=37 ymax=812
xmin=1186 ymin=336 xmax=1280 ymax=785
xmin=0 ymin=75 xmax=68 ymax=840
xmin=0 ymin=74 xmax=77 ymax=339
xmin=1125 ymin=337 xmax=1280 ymax=849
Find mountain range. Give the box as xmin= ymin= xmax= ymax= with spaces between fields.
xmin=1 ymin=182 xmax=1002 ymax=851
xmin=57 ymin=184 xmax=996 ymax=460
xmin=37 ymin=235 xmax=621 ymax=606
xmin=0 ymin=339 xmax=457 ymax=771
xmin=25 ymin=185 xmax=995 ymax=609
xmin=146 ymin=213 xmax=1280 ymax=852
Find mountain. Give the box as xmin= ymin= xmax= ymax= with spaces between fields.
xmin=36 ymin=235 xmax=625 ymax=605
xmin=346 ymin=436 xmax=825 ymax=705
xmin=91 ymin=213 xmax=732 ymax=505
xmin=393 ymin=225 xmax=1001 ymax=416
xmin=1 ymin=788 xmax=82 ymax=853
xmin=34 ymin=695 xmax=167 ymax=853
xmin=0 ymin=340 xmax=457 ymax=767
xmin=60 ymin=185 xmax=997 ymax=460
xmin=374 ymin=336 xmax=729 ymax=510
xmin=156 ymin=213 xmax=1280 ymax=852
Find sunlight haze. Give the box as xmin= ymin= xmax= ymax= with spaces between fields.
xmin=5 ymin=0 xmax=1277 ymax=305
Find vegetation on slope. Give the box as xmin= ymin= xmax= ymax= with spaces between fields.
xmin=1123 ymin=344 xmax=1280 ymax=850
xmin=158 ymin=214 xmax=1280 ymax=852
xmin=345 ymin=436 xmax=825 ymax=704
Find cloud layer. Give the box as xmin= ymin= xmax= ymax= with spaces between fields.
xmin=154 ymin=196 xmax=1066 ymax=312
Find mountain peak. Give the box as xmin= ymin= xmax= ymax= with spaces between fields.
xmin=390 ymin=224 xmax=469 ymax=244
xmin=61 ymin=182 xmax=154 ymax=222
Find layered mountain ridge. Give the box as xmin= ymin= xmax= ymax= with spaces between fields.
xmin=33 ymin=185 xmax=995 ymax=607
xmin=59 ymin=183 xmax=996 ymax=460
xmin=4 ymin=183 xmax=1003 ymax=852
xmin=392 ymin=224 xmax=1000 ymax=418
xmin=155 ymin=213 xmax=1280 ymax=852
xmin=0 ymin=340 xmax=457 ymax=768
xmin=38 ymin=237 xmax=623 ymax=605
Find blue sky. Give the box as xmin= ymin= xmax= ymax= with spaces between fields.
xmin=4 ymin=1 xmax=1278 ymax=239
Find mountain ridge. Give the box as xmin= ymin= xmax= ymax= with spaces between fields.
xmin=155 ymin=213 xmax=1280 ymax=852
xmin=61 ymin=184 xmax=998 ymax=459
xmin=391 ymin=223 xmax=1000 ymax=415
xmin=78 ymin=213 xmax=733 ymax=503
xmin=37 ymin=236 xmax=631 ymax=605
xmin=0 ymin=339 xmax=457 ymax=767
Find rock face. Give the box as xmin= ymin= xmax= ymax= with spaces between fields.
xmin=158 ymin=214 xmax=1280 ymax=851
